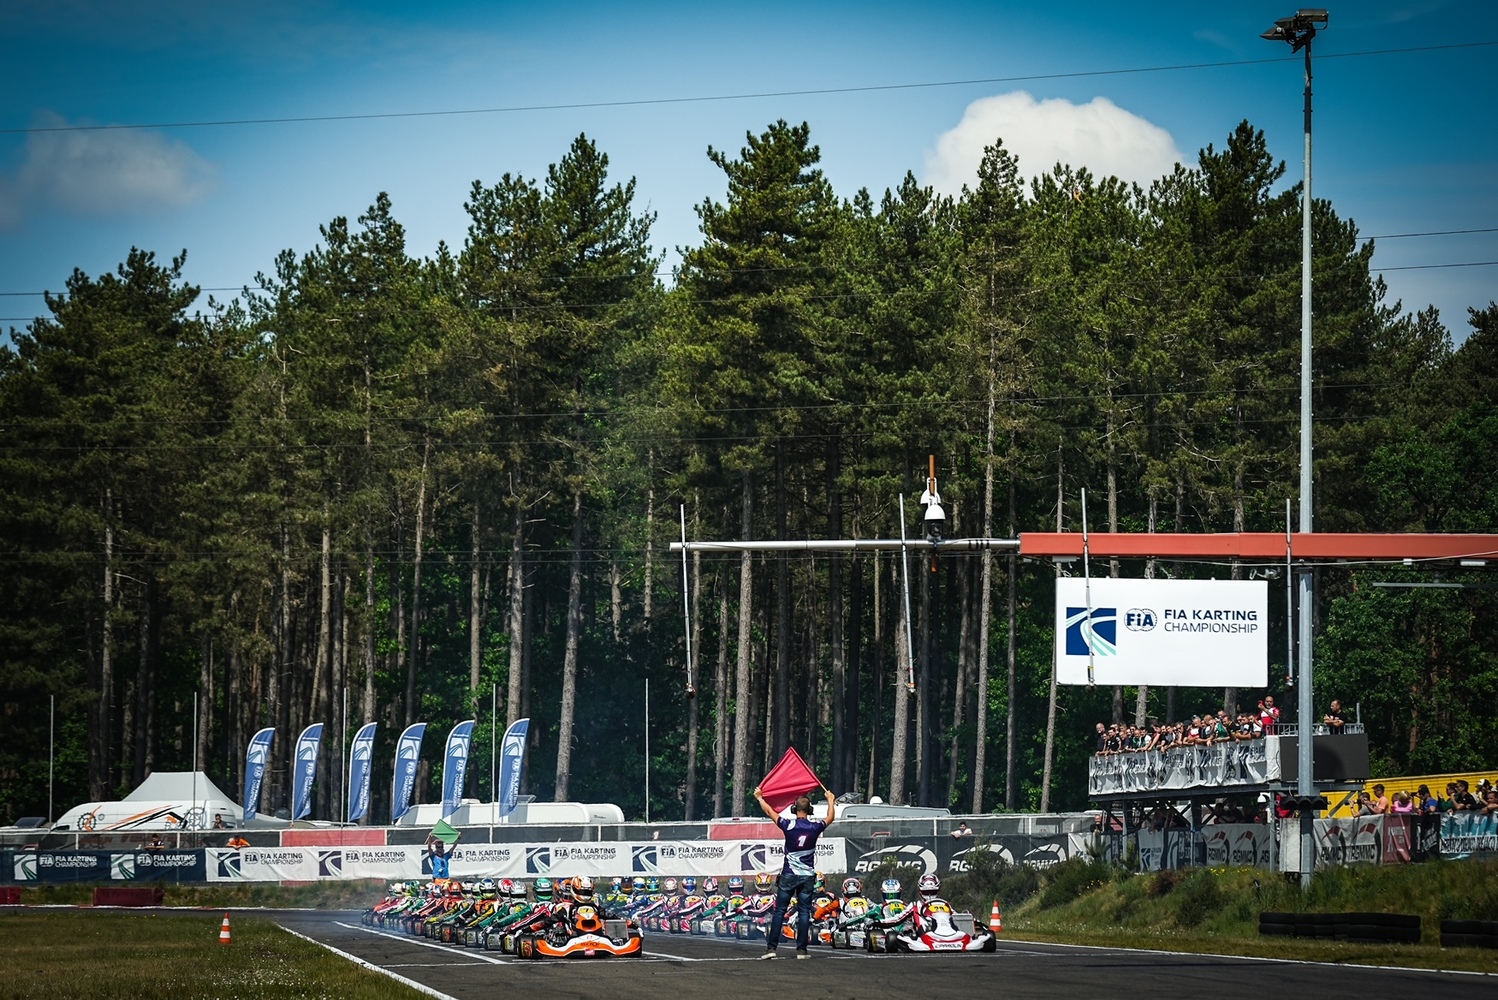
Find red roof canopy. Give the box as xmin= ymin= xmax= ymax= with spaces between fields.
xmin=1018 ymin=532 xmax=1498 ymax=561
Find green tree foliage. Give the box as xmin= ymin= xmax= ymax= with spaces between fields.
xmin=0 ymin=125 xmax=1489 ymax=826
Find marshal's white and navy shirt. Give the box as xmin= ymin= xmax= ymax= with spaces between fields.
xmin=777 ymin=815 xmax=827 ymax=878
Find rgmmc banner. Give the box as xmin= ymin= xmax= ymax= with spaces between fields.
xmin=391 ymin=723 xmax=426 ymax=825
xmin=346 ymin=722 xmax=378 ymax=823
xmin=242 ymin=728 xmax=274 ymax=821
xmin=291 ymin=724 xmax=324 ymax=822
xmin=441 ymin=721 xmax=476 ymax=819
xmin=1054 ymin=577 xmax=1267 ymax=687
xmin=498 ymin=718 xmax=529 ymax=819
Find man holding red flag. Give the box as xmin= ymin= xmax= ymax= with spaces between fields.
xmin=753 ymin=783 xmax=836 ymax=959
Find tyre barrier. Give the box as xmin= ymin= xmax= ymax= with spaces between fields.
xmin=1439 ymin=919 xmax=1498 ymax=950
xmin=1258 ymin=912 xmax=1421 ymax=944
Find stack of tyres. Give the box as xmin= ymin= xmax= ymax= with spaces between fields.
xmin=1441 ymin=920 xmax=1498 ymax=949
xmin=1258 ymin=912 xmax=1421 ymax=943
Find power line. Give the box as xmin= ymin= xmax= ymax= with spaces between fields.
xmin=3 ymin=254 xmax=1496 ymax=324
xmin=3 ymin=41 xmax=1494 ymax=136
xmin=1 ymin=233 xmax=1494 ymax=303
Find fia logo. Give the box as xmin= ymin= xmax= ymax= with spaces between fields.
xmin=1065 ymin=607 xmax=1118 ymax=656
xmin=216 ymin=851 xmax=244 ymax=880
xmin=1124 ymin=608 xmax=1157 ymax=631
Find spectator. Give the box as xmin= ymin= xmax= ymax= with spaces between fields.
xmin=1441 ymin=783 xmax=1458 ymax=812
xmin=226 ymin=834 xmax=250 ymax=850
xmin=1416 ymin=784 xmax=1438 ymax=815
xmin=213 ymin=815 xmax=227 ymax=830
xmin=1391 ymin=791 xmax=1414 ymax=814
xmin=1355 ymin=791 xmax=1376 ymax=816
xmin=1258 ymin=696 xmax=1280 ymax=734
xmin=147 ymin=833 xmax=164 ymax=850
xmin=1323 ymin=700 xmax=1346 ymax=733
xmin=950 ymin=822 xmax=973 ymax=839
xmin=1371 ymin=784 xmax=1390 ymax=815
xmin=1481 ymin=790 xmax=1498 ymax=817
xmin=1095 ymin=722 xmax=1108 ymax=755
xmin=1452 ymin=780 xmax=1480 ymax=812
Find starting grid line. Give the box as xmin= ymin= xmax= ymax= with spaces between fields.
xmin=331 ymin=921 xmax=785 ymax=967
xmin=334 ymin=921 xmax=510 ymax=964
xmin=328 ymin=919 xmax=880 ymax=967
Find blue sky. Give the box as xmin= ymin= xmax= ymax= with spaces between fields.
xmin=2 ymin=1 xmax=1494 ymax=341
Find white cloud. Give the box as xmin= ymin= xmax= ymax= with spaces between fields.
xmin=923 ymin=91 xmax=1184 ymax=197
xmin=0 ymin=113 xmax=215 ymax=224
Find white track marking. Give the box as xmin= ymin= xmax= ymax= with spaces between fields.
xmin=279 ymin=924 xmax=463 ymax=1000
xmin=333 ymin=920 xmax=509 ymax=964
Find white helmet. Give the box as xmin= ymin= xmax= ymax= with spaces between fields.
xmin=917 ymin=874 xmax=940 ymax=897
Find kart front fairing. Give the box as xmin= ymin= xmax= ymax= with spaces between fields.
xmin=887 ymin=900 xmax=996 ymax=953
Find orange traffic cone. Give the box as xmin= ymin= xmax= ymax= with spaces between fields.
xmin=219 ymin=912 xmax=233 ymax=945
xmin=989 ymin=901 xmax=1002 ymax=934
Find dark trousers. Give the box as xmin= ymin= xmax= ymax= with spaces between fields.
xmin=765 ymin=873 xmax=815 ymax=951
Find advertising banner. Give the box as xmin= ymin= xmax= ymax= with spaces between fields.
xmin=10 ymin=851 xmax=205 ymax=883
xmin=242 ymin=728 xmax=274 ymax=821
xmin=1201 ymin=824 xmax=1272 ymax=867
xmin=1441 ymin=812 xmax=1498 ymax=856
xmin=346 ymin=723 xmax=378 ymax=823
xmin=203 ymin=838 xmax=849 ymax=882
xmin=498 ymin=719 xmax=529 ymax=820
xmin=1382 ymin=815 xmax=1415 ymax=863
xmin=841 ymin=834 xmax=1077 ymax=876
xmin=1314 ymin=816 xmax=1382 ymax=866
xmin=1135 ymin=829 xmax=1193 ymax=872
xmin=291 ymin=724 xmax=324 ymax=822
xmin=1088 ymin=740 xmax=1269 ymax=796
xmin=390 ymin=723 xmax=426 ymax=825
xmin=1055 ymin=577 xmax=1267 ymax=687
xmin=441 ymin=721 xmax=476 ymax=819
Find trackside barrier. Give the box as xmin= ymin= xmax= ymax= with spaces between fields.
xmin=1259 ymin=911 xmax=1420 ymax=943
xmin=1440 ymin=919 xmax=1498 ymax=949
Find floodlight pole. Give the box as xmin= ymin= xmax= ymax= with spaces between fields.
xmin=1264 ymin=7 xmax=1327 ymax=889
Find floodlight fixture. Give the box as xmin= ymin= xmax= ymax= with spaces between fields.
xmin=1261 ymin=9 xmax=1328 ymax=51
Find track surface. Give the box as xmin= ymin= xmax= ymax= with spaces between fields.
xmin=275 ymin=910 xmax=1495 ymax=1000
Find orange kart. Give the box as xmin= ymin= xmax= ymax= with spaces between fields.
xmin=516 ymin=904 xmax=643 ymax=959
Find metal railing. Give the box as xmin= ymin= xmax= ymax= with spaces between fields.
xmin=1272 ymin=722 xmax=1365 ymax=737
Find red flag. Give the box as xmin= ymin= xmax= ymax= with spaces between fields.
xmin=756 ymin=747 xmax=824 ymax=814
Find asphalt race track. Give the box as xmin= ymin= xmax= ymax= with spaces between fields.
xmin=274 ymin=910 xmax=1496 ymax=1000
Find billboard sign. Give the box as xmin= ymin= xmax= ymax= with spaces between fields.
xmin=1055 ymin=577 xmax=1267 ymax=686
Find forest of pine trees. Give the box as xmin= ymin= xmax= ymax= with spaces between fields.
xmin=2 ymin=121 xmax=1495 ymax=825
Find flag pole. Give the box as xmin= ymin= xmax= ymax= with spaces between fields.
xmin=49 ymin=694 xmax=55 ymax=825
xmin=644 ymin=678 xmax=651 ymax=824
xmin=680 ymin=505 xmax=695 ymax=694
xmin=491 ymin=682 xmax=498 ymax=814
xmin=898 ymin=495 xmax=916 ymax=691
xmin=1081 ymin=487 xmax=1095 ymax=686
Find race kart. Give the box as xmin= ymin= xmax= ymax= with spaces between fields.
xmin=823 ymin=896 xmax=877 ymax=949
xmin=513 ymin=905 xmax=643 ymax=958
xmin=870 ymin=899 xmax=995 ymax=953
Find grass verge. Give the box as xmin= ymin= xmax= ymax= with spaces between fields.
xmin=980 ymin=857 xmax=1498 ymax=975
xmin=0 ymin=909 xmax=425 ymax=1000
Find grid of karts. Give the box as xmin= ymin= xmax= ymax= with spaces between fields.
xmin=361 ymin=873 xmax=996 ymax=959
